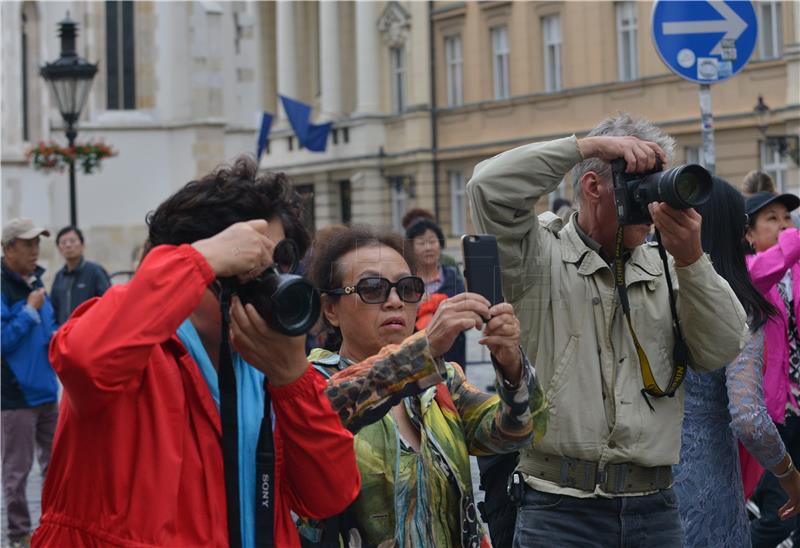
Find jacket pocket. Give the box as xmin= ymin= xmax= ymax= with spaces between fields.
xmin=545 ymin=335 xmax=579 ymax=400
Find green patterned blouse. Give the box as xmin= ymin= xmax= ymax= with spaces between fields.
xmin=298 ymin=331 xmax=548 ymax=548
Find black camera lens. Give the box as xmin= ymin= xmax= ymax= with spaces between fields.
xmin=235 ymin=239 xmax=320 ymax=337
xmin=649 ymin=164 xmax=712 ymax=209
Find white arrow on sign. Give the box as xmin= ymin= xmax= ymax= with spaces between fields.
xmin=662 ymin=0 xmax=747 ymax=55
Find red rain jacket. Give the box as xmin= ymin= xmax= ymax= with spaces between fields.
xmin=33 ymin=244 xmax=359 ymax=547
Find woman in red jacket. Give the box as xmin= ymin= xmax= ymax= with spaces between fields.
xmin=34 ymin=158 xmax=360 ymax=548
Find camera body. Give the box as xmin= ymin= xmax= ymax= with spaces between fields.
xmin=611 ymin=159 xmax=712 ymax=225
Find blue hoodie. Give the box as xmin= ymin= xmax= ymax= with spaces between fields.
xmin=1 ymin=259 xmax=59 ymax=409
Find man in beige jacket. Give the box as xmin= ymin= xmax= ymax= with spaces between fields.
xmin=468 ymin=113 xmax=748 ymax=547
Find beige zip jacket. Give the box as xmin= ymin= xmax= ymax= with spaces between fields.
xmin=467 ymin=135 xmax=749 ymax=497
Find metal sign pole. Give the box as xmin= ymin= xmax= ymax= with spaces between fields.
xmin=699 ymin=84 xmax=716 ymax=175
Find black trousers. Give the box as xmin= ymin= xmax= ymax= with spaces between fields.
xmin=752 ymin=416 xmax=800 ymax=548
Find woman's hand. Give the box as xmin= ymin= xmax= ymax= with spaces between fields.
xmin=778 ymin=469 xmax=800 ymax=520
xmin=480 ymin=303 xmax=523 ymax=385
xmin=229 ymin=296 xmax=308 ymax=386
xmin=426 ymin=293 xmax=490 ymax=358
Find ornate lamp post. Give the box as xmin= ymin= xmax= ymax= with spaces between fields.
xmin=40 ymin=13 xmax=98 ymax=227
xmin=753 ymin=95 xmax=800 ymax=167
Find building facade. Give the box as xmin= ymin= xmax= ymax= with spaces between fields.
xmin=2 ymin=1 xmax=798 ymax=281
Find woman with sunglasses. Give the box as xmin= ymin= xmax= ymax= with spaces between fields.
xmin=294 ymin=225 xmax=547 ymax=547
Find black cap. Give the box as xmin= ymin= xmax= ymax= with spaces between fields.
xmin=745 ymin=191 xmax=800 ymax=216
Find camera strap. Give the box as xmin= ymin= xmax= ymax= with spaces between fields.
xmin=218 ymin=283 xmax=276 ymax=548
xmin=218 ymin=283 xmax=243 ymax=548
xmin=613 ymin=227 xmax=688 ymax=408
xmin=254 ymin=378 xmax=276 ymax=548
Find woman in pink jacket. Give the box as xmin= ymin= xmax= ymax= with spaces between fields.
xmin=745 ymin=191 xmax=800 ymax=547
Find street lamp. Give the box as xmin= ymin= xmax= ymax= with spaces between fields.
xmin=40 ymin=13 xmax=98 ymax=227
xmin=753 ymin=95 xmax=800 ymax=167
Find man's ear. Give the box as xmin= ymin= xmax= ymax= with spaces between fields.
xmin=579 ymin=171 xmax=604 ymax=204
xmin=322 ymin=295 xmax=340 ymax=328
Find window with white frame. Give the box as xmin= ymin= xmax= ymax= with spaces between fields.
xmin=685 ymin=146 xmax=706 ymax=167
xmin=449 ymin=171 xmax=466 ymax=235
xmin=491 ymin=26 xmax=509 ymax=100
xmin=542 ymin=15 xmax=562 ymax=92
xmin=390 ymin=46 xmax=406 ymax=113
xmin=757 ymin=1 xmax=782 ymax=59
xmin=391 ymin=179 xmax=407 ymax=231
xmin=616 ymin=2 xmax=639 ymax=81
xmin=761 ymin=141 xmax=789 ymax=193
xmin=445 ymin=35 xmax=464 ymax=107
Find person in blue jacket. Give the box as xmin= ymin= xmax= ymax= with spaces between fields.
xmin=1 ymin=218 xmax=59 ymax=548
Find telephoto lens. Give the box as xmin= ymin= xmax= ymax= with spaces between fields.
xmin=637 ymin=164 xmax=713 ymax=210
xmin=236 ymin=239 xmax=321 ymax=337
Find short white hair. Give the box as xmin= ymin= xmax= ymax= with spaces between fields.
xmin=572 ymin=112 xmax=676 ymax=205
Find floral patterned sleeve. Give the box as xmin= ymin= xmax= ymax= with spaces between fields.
xmin=725 ymin=327 xmax=786 ymax=470
xmin=447 ymin=354 xmax=548 ymax=456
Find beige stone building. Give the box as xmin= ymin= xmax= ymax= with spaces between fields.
xmin=431 ymin=0 xmax=800 ymax=238
xmin=2 ymin=1 xmax=798 ymax=280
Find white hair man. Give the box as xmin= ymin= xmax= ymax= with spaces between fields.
xmin=468 ymin=113 xmax=748 ymax=546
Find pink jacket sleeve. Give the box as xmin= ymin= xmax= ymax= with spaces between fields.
xmin=747 ymin=228 xmax=800 ymax=294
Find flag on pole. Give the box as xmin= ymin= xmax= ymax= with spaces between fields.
xmin=279 ymin=95 xmax=332 ymax=152
xmin=256 ymin=112 xmax=273 ymax=161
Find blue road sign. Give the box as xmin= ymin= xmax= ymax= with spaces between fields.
xmin=652 ymin=1 xmax=758 ymax=84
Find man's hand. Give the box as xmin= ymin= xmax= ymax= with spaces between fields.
xmin=229 ymin=296 xmax=309 ymax=386
xmin=480 ymin=302 xmax=523 ymax=385
xmin=27 ymin=288 xmax=45 ymax=310
xmin=192 ymin=220 xmax=274 ymax=280
xmin=649 ymin=203 xmax=703 ymax=267
xmin=577 ymin=136 xmax=666 ymax=173
xmin=426 ymin=293 xmax=490 ymax=358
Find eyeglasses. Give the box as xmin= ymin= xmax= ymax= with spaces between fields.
xmin=323 ymin=276 xmax=425 ymax=304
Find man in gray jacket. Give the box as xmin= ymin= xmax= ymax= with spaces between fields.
xmin=468 ymin=113 xmax=748 ymax=547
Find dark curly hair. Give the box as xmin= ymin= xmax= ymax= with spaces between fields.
xmin=308 ymin=225 xmax=416 ymax=350
xmin=145 ymin=156 xmax=310 ymax=259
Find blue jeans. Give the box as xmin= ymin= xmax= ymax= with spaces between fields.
xmin=513 ymin=486 xmax=684 ymax=548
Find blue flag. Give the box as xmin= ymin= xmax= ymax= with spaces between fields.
xmin=279 ymin=95 xmax=331 ymax=152
xmin=256 ymin=112 xmax=273 ymax=160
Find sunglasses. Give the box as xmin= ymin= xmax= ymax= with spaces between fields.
xmin=323 ymin=276 xmax=425 ymax=304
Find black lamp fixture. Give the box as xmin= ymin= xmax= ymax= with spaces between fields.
xmin=40 ymin=13 xmax=98 ymax=226
xmin=753 ymin=95 xmax=800 ymax=166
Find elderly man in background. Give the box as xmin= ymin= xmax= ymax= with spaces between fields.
xmin=1 ymin=218 xmax=59 ymax=548
xmin=468 ymin=113 xmax=748 ymax=547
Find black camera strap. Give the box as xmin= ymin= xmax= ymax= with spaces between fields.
xmin=218 ymin=283 xmax=276 ymax=548
xmin=255 ymin=378 xmax=275 ymax=548
xmin=613 ymin=227 xmax=688 ymax=409
xmin=218 ymin=284 xmax=243 ymax=548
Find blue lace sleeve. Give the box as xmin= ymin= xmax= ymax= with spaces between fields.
xmin=725 ymin=327 xmax=786 ymax=470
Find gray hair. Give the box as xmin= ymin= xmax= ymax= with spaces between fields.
xmin=572 ymin=112 xmax=676 ymax=206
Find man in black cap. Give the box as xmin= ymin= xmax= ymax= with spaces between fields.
xmin=1 ymin=218 xmax=59 ymax=548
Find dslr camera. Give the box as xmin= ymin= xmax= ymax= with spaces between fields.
xmin=235 ymin=239 xmax=320 ymax=337
xmin=611 ymin=158 xmax=712 ymax=225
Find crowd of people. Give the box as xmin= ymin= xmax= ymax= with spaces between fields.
xmin=1 ymin=112 xmax=799 ymax=548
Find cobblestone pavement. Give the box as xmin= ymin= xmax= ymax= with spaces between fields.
xmin=0 ymin=330 xmax=496 ymax=543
